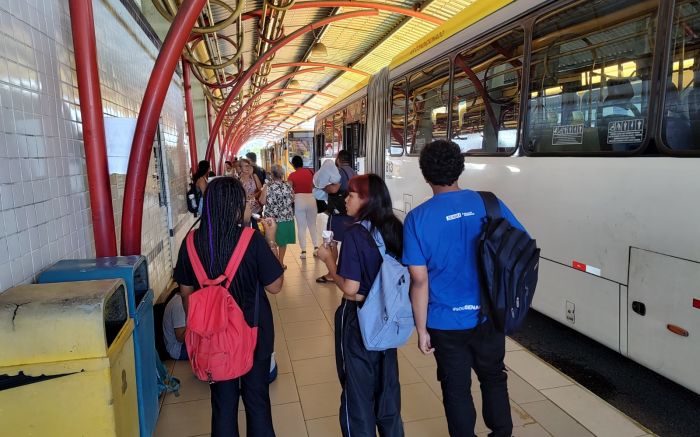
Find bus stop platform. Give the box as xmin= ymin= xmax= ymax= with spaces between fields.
xmin=155 ymin=242 xmax=652 ymax=437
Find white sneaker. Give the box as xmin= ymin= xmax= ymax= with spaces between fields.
xmin=313 ymin=247 xmax=319 ymax=257
xmin=300 ymin=251 xmax=307 ymax=259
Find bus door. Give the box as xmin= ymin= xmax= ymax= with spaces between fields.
xmin=314 ymin=133 xmax=324 ymax=169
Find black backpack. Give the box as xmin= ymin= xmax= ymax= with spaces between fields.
xmin=326 ymin=167 xmax=351 ymax=216
xmin=186 ymin=182 xmax=201 ymax=215
xmin=477 ymin=192 xmax=540 ymax=334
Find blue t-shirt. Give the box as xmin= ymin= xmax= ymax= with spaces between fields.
xmin=337 ymin=224 xmax=382 ymax=296
xmin=402 ymin=189 xmax=525 ymax=330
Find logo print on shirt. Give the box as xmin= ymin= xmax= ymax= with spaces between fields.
xmin=445 ymin=211 xmax=475 ymax=221
xmin=452 ymin=304 xmax=481 ymax=312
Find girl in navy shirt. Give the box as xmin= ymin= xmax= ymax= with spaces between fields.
xmin=317 ymin=174 xmax=404 ymax=437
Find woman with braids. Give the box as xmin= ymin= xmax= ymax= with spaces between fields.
xmin=174 ymin=177 xmax=284 ymax=437
xmin=316 ymin=174 xmax=404 ymax=437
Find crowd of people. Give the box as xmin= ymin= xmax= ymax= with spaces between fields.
xmin=169 ymin=140 xmax=527 ymax=437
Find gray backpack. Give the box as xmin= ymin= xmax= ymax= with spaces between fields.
xmin=356 ymin=221 xmax=415 ymax=351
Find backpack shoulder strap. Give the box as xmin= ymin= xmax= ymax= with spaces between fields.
xmin=223 ymin=227 xmax=255 ymax=285
xmin=186 ymin=230 xmax=219 ymax=287
xmin=478 ymin=191 xmax=502 ymax=220
xmin=359 ymin=220 xmax=386 ymax=257
xmin=221 ymin=227 xmax=257 ymax=327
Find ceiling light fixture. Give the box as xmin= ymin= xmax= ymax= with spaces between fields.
xmin=310 ymin=42 xmax=328 ymax=59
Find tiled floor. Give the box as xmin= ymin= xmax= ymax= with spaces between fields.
xmin=155 ymin=242 xmax=651 ymax=437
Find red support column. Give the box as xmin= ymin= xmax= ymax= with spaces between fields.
xmin=182 ymin=59 xmax=199 ymax=175
xmin=206 ymin=100 xmax=218 ymax=173
xmin=121 ymin=0 xmax=207 ymax=256
xmin=69 ymin=0 xmax=117 ymax=257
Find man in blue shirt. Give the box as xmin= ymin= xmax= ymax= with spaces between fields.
xmin=403 ymin=140 xmax=524 ymax=437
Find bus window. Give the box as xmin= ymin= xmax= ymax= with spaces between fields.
xmin=451 ymin=29 xmax=523 ymax=155
xmin=333 ymin=110 xmax=344 ymax=156
xmin=406 ymin=60 xmax=450 ymax=155
xmin=389 ymin=79 xmax=406 ymax=156
xmin=661 ymin=0 xmax=700 ymax=153
xmin=323 ymin=117 xmax=334 ymax=158
xmin=525 ymin=0 xmax=658 ymax=154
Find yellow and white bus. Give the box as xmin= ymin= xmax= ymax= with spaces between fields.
xmin=316 ymin=0 xmax=700 ymax=394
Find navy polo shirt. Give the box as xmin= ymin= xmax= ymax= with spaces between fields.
xmin=337 ymin=224 xmax=382 ymax=296
xmin=402 ymin=189 xmax=525 ymax=330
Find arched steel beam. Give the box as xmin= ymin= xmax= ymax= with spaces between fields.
xmin=216 ymin=72 xmax=328 ymax=160
xmin=242 ymin=2 xmax=444 ymax=25
xmin=262 ymin=88 xmax=336 ymax=99
xmin=280 ymin=103 xmax=322 ymax=112
xmin=182 ymin=59 xmax=199 ymax=175
xmin=227 ymin=107 xmax=314 ymax=156
xmin=222 ymin=91 xmax=326 ymax=161
xmin=272 ymin=62 xmax=370 ymax=77
xmin=228 ymin=116 xmax=295 ymax=150
xmin=206 ymin=99 xmax=220 ymax=172
xmin=214 ymin=68 xmax=324 ymax=165
xmin=204 ymin=9 xmax=378 ymax=163
xmin=273 ymin=113 xmax=306 ymax=122
xmin=121 ymin=0 xmax=206 ymax=256
xmin=69 ymin=0 xmax=117 ymax=257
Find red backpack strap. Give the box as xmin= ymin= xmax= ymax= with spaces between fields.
xmin=186 ymin=230 xmax=225 ymax=287
xmin=223 ymin=227 xmax=255 ymax=286
xmin=186 ymin=228 xmax=255 ymax=293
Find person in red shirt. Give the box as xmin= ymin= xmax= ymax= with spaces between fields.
xmin=287 ymin=155 xmax=319 ymax=258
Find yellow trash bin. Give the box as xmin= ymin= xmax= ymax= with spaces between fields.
xmin=0 ymin=279 xmax=139 ymax=437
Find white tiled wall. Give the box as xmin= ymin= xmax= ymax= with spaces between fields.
xmin=0 ymin=0 xmax=195 ymax=297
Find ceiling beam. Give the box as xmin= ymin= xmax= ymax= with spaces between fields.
xmin=277 ymin=0 xmax=439 ymax=130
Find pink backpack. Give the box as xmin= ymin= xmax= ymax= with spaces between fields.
xmin=185 ymin=228 xmax=257 ymax=383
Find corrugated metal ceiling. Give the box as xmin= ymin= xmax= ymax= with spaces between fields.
xmin=193 ymin=0 xmax=483 ymax=140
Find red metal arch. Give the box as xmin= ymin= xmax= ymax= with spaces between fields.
xmin=204 ymin=9 xmax=378 ymax=164
xmin=281 ymin=103 xmax=322 ymax=111
xmin=262 ymin=88 xmax=336 ymax=99
xmin=221 ymin=89 xmax=329 ymax=162
xmin=215 ymin=68 xmax=325 ymax=165
xmin=70 ymin=0 xmax=117 ymax=257
xmin=121 ymin=0 xmax=206 ymax=256
xmin=182 ymin=59 xmax=199 ymax=175
xmin=242 ymin=2 xmax=444 ymax=25
xmin=272 ymin=62 xmax=370 ymax=77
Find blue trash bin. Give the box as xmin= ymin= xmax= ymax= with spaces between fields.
xmin=38 ymin=256 xmax=159 ymax=437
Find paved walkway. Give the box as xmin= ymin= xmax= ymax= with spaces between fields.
xmin=155 ymin=242 xmax=652 ymax=437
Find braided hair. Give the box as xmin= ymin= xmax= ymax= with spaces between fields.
xmin=192 ymin=176 xmax=248 ymax=302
